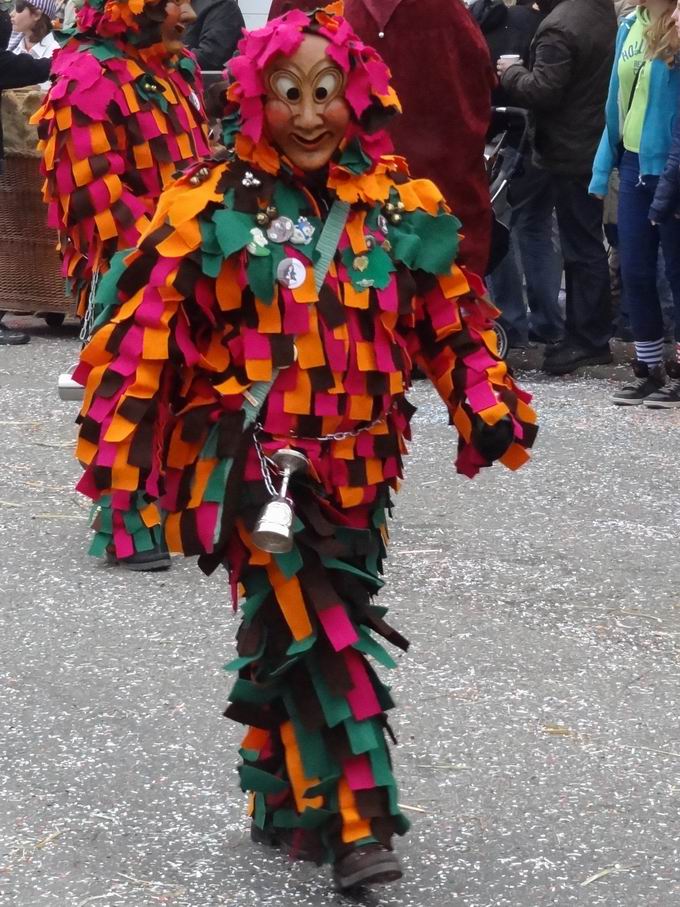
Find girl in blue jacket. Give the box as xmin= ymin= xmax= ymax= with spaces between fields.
xmin=590 ymin=2 xmax=680 ymax=407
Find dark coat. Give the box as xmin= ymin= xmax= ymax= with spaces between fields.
xmin=268 ymin=0 xmax=495 ymax=276
xmin=500 ymin=0 xmax=617 ymax=175
xmin=470 ymin=0 xmax=543 ymax=115
xmin=183 ymin=0 xmax=245 ymax=72
xmin=649 ymin=110 xmax=680 ymax=223
xmin=0 ymin=52 xmax=51 ymax=167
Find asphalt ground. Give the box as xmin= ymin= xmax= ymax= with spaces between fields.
xmin=1 ymin=318 xmax=679 ymax=907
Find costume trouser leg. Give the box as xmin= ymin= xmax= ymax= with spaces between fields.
xmin=224 ymin=494 xmax=410 ymax=864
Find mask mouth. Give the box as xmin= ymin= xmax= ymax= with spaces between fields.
xmin=291 ymin=131 xmax=331 ymax=148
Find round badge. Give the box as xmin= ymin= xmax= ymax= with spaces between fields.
xmin=267 ymin=216 xmax=295 ymax=244
xmin=276 ymin=257 xmax=307 ymax=289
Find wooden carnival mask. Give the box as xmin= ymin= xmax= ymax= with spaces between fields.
xmin=263 ymin=33 xmax=351 ymax=172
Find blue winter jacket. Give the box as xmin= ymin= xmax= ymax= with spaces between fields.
xmin=649 ymin=95 xmax=680 ymax=222
xmin=589 ymin=12 xmax=680 ymax=197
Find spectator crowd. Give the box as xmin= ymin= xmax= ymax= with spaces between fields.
xmin=1 ymin=0 xmax=679 ymax=415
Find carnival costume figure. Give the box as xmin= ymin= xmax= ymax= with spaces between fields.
xmin=34 ymin=0 xmax=210 ymax=324
xmin=34 ymin=0 xmax=210 ymax=568
xmin=73 ymin=2 xmax=537 ymax=890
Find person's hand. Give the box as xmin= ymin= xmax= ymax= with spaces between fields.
xmin=497 ymin=58 xmax=520 ymax=78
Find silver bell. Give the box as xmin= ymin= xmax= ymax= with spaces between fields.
xmin=252 ymin=449 xmax=308 ymax=554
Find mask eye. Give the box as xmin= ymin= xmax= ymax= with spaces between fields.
xmin=314 ymin=70 xmax=342 ymax=103
xmin=271 ymin=73 xmax=302 ymax=103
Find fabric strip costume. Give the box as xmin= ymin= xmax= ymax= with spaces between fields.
xmin=72 ymin=2 xmax=538 ymax=871
xmin=34 ymin=0 xmax=210 ymax=320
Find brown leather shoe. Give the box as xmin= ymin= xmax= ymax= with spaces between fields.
xmin=333 ymin=843 xmax=402 ymax=890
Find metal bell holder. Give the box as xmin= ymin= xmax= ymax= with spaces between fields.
xmin=252 ymin=448 xmax=308 ymax=554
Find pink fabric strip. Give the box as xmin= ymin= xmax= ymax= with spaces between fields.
xmin=317 ymin=604 xmax=359 ymax=652
xmin=344 ymin=648 xmax=382 ymax=721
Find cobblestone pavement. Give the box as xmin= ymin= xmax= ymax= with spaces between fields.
xmin=1 ymin=320 xmax=679 ymax=907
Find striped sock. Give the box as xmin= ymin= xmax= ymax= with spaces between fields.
xmin=634 ymin=339 xmax=664 ymax=366
xmin=676 ymin=341 xmax=680 ymax=364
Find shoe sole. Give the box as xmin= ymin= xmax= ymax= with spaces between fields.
xmin=643 ymin=400 xmax=680 ymax=409
xmin=542 ymin=354 xmax=613 ymax=376
xmin=612 ymin=397 xmax=646 ymax=406
xmin=105 ymin=552 xmax=172 ymax=572
xmin=334 ymin=861 xmax=403 ymax=891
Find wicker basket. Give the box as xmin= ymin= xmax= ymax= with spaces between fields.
xmin=0 ymin=155 xmax=74 ymax=315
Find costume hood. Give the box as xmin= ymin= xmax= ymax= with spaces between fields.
xmin=69 ymin=0 xmax=169 ymax=44
xmin=217 ymin=1 xmax=402 ymax=178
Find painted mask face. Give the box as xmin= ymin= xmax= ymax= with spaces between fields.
xmin=263 ymin=33 xmax=351 ymax=172
xmin=161 ymin=0 xmax=196 ymax=54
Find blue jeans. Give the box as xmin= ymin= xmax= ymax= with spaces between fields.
xmin=618 ymin=151 xmax=680 ymax=342
xmin=488 ymin=164 xmax=563 ymax=345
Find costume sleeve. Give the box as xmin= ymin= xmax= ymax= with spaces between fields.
xmin=188 ymin=2 xmax=245 ymax=71
xmin=402 ymin=264 xmax=537 ymax=479
xmin=34 ymin=51 xmax=153 ymax=305
xmin=0 ymin=51 xmax=51 ymax=90
xmin=73 ymin=161 xmax=247 ymax=559
xmin=501 ymin=25 xmax=574 ymax=112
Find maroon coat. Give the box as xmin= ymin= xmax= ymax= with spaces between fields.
xmin=267 ymin=0 xmax=494 ymax=275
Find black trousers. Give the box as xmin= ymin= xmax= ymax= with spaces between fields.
xmin=552 ymin=173 xmax=612 ymax=350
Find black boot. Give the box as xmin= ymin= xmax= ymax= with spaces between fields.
xmin=612 ymin=359 xmax=665 ymax=406
xmin=333 ymin=843 xmax=402 ymax=891
xmin=106 ymin=543 xmax=171 ymax=571
xmin=643 ymin=360 xmax=680 ymax=409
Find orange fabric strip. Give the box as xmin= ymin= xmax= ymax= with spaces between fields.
xmin=338 ymin=778 xmax=373 ymax=844
xmin=281 ymin=721 xmax=323 ymax=811
xmin=266 ymin=563 xmax=314 ymax=642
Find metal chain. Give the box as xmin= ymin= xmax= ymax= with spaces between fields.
xmin=253 ymin=430 xmax=279 ymax=497
xmin=79 ymin=270 xmax=101 ymax=344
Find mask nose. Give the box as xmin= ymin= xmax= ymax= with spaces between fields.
xmin=295 ymin=91 xmax=324 ymax=132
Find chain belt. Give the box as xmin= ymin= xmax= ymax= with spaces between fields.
xmin=253 ymin=410 xmax=392 ymax=491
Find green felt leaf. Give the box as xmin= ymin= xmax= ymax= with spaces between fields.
xmin=91 ymin=250 xmax=127 ymax=329
xmin=201 ymin=252 xmax=222 ymax=279
xmin=229 ymin=678 xmax=278 ymax=705
xmin=88 ymin=532 xmax=109 ymax=558
xmin=341 ymin=245 xmax=395 ymax=291
xmin=390 ymin=210 xmax=461 ymax=274
xmin=239 ymin=765 xmax=289 ymax=795
xmin=353 ymin=627 xmax=398 ymax=670
xmin=320 ymin=556 xmax=384 ymax=591
xmin=85 ymin=42 xmax=122 ymax=62
xmin=307 ymin=656 xmax=351 ymax=728
xmin=241 ymin=588 xmax=269 ymax=622
xmin=285 ymin=635 xmax=316 ymax=657
xmin=199 ymin=218 xmax=220 ymax=255
xmin=273 ymin=182 xmax=303 ymax=221
xmin=274 ymin=545 xmax=304 ymax=579
xmin=131 ymin=527 xmax=155 ymax=553
xmin=344 ymin=716 xmax=381 ymax=755
xmin=122 ymin=509 xmax=143 ymax=535
xmin=247 ymin=253 xmax=276 ymax=304
xmin=304 ymin=775 xmax=342 ymax=799
xmin=253 ymin=792 xmax=266 ymax=828
xmin=223 ymin=640 xmax=266 ymax=672
xmin=203 ymin=458 xmax=233 ymax=503
xmin=338 ymin=138 xmax=373 ymax=175
xmin=213 ymin=208 xmax=254 ymax=260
